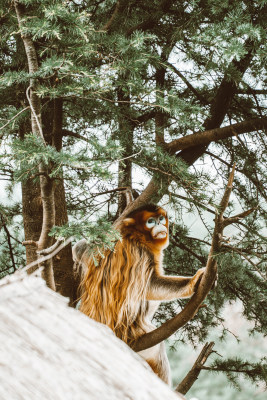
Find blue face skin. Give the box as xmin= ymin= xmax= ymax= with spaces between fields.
xmin=145 ymin=215 xmax=166 ymax=229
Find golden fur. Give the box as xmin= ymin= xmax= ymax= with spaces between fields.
xmin=80 ymin=235 xmax=154 ymax=344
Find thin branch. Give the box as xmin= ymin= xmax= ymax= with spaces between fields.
xmin=22 ymin=240 xmax=38 ymax=247
xmin=101 ymin=0 xmax=121 ymax=31
xmin=21 ymin=236 xmax=74 ymax=273
xmin=0 ymin=106 xmax=30 ymax=137
xmin=37 ymin=238 xmax=64 ymax=255
xmin=169 ymin=191 xmax=216 ymax=216
xmin=205 ymin=150 xmax=267 ymax=201
xmin=223 ymin=208 xmax=256 ymax=226
xmin=90 ymin=187 xmax=128 ymax=198
xmin=166 ymin=61 xmax=208 ymax=105
xmin=170 ymin=237 xmax=206 ymax=265
xmin=62 ymin=129 xmax=90 ymax=142
xmin=175 ymin=342 xmax=215 ymax=395
xmin=1 ymin=216 xmax=17 ymax=271
xmin=200 ymin=365 xmax=261 ymax=374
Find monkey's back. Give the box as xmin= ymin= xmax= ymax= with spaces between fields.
xmin=80 ymin=238 xmax=154 ymax=345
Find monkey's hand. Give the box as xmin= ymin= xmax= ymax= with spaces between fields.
xmin=191 ymin=267 xmax=206 ymax=293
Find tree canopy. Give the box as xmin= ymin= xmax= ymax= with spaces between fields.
xmin=0 ymin=0 xmax=266 ymax=395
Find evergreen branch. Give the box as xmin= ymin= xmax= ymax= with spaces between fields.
xmin=166 ymin=61 xmax=208 ymax=105
xmin=167 ymin=118 xmax=267 ymax=154
xmin=62 ymin=129 xmax=89 ymax=142
xmin=222 ymin=245 xmax=266 ymax=280
xmin=170 ymin=237 xmax=206 ymax=266
xmin=199 ymin=357 xmax=267 ymax=384
xmin=175 ymin=342 xmax=215 ymax=395
xmin=101 ymin=0 xmax=121 ymax=32
xmin=126 ymin=0 xmax=174 ymax=36
xmin=169 ymin=192 xmax=216 ymax=216
xmin=0 ymin=106 xmax=30 ymax=138
xmin=133 ymin=110 xmax=157 ymax=125
xmin=90 ymin=187 xmax=128 ymax=198
xmin=200 ymin=365 xmax=261 ymax=373
xmin=223 ymin=208 xmax=256 ymax=226
xmin=237 ymin=89 xmax=267 ymax=95
xmin=205 ymin=150 xmax=267 ymax=201
xmin=0 ymin=215 xmax=17 ymax=272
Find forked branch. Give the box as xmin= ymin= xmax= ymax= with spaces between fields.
xmin=131 ymin=164 xmax=254 ymax=352
xmin=175 ymin=342 xmax=215 ymax=395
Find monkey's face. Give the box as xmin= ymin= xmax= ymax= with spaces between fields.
xmin=144 ymin=214 xmax=168 ymax=240
xmin=122 ymin=206 xmax=169 ymax=250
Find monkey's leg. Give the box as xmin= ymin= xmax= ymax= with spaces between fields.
xmin=138 ymin=341 xmax=171 ymax=385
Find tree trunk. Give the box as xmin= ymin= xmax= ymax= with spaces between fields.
xmin=117 ymin=87 xmax=134 ymax=215
xmin=21 ymin=180 xmax=42 ymax=268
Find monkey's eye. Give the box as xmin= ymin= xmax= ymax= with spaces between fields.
xmin=159 ymin=215 xmax=166 ymax=224
xmin=146 ymin=218 xmax=156 ymax=228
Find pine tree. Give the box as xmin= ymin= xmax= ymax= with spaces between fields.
xmin=0 ymin=0 xmax=266 ymax=394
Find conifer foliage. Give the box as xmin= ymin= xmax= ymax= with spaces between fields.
xmin=0 ymin=0 xmax=266 ymax=394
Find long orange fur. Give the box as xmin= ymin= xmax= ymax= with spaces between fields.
xmin=80 ymin=236 xmax=154 ymax=344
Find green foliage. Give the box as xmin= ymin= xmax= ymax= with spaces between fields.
xmin=50 ymin=218 xmax=121 ymax=266
xmin=0 ymin=0 xmax=266 ymax=394
xmin=210 ymin=356 xmax=267 ymax=389
xmin=8 ymin=134 xmax=121 ymax=181
xmin=0 ymin=203 xmax=24 ymax=278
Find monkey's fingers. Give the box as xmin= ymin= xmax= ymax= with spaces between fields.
xmin=193 ymin=268 xmax=205 ymax=292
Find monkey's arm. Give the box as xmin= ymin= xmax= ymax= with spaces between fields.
xmin=146 ymin=268 xmax=205 ymax=301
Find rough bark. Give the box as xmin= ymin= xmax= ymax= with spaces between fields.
xmin=14 ymin=0 xmax=55 ymax=290
xmin=53 ymin=179 xmax=78 ymax=305
xmin=44 ymin=98 xmax=77 ymax=304
xmin=167 ymin=117 xmax=267 ymax=154
xmin=21 ymin=179 xmax=43 ymax=267
xmin=116 ymin=87 xmax=134 ymax=215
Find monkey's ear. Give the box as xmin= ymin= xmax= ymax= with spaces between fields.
xmin=122 ymin=218 xmax=135 ymax=226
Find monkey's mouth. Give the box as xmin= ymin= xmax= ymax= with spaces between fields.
xmin=152 ymin=225 xmax=168 ymax=240
xmin=153 ymin=231 xmax=167 ymax=239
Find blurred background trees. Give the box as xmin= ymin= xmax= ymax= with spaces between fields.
xmin=0 ymin=0 xmax=266 ymax=397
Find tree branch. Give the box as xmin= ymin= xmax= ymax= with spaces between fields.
xmin=126 ymin=0 xmax=174 ymax=36
xmin=22 ymin=236 xmax=74 ymax=273
xmin=166 ymin=117 xmax=267 ymax=154
xmin=175 ymin=342 xmax=215 ymax=395
xmin=0 ymin=106 xmax=30 ymax=139
xmin=130 ymin=165 xmax=256 ymax=352
xmin=101 ymin=0 xmax=121 ymax=31
xmin=62 ymin=129 xmax=89 ymax=142
xmin=0 ymin=215 xmax=17 ymax=272
xmin=166 ymin=61 xmax=208 ymax=105
xmin=170 ymin=237 xmax=206 ymax=266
